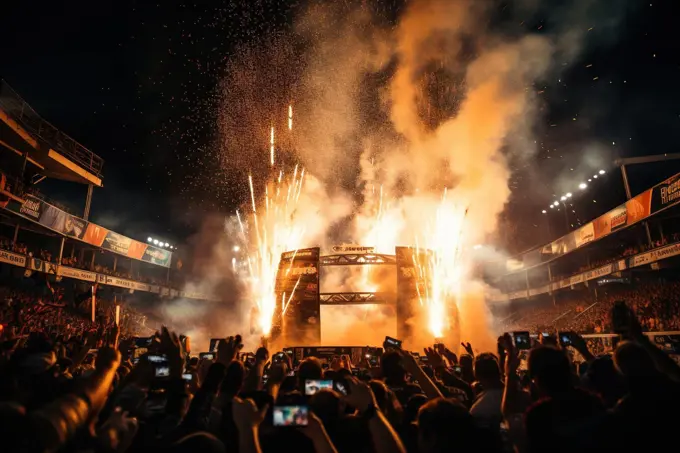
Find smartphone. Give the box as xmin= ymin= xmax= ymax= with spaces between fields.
xmin=182 ymin=373 xmax=193 ymax=381
xmin=305 ymin=379 xmax=333 ymax=395
xmin=147 ymin=354 xmax=167 ymax=363
xmin=559 ymin=332 xmax=573 ymax=347
xmin=612 ymin=300 xmax=629 ymax=334
xmin=512 ymin=331 xmax=531 ymax=350
xmin=155 ymin=365 xmax=171 ymax=378
xmin=453 ymin=365 xmax=462 ymax=374
xmin=541 ymin=332 xmax=550 ymax=339
xmin=134 ymin=337 xmax=153 ymax=348
xmin=384 ymin=336 xmax=403 ymax=349
xmin=333 ymin=378 xmax=349 ymax=396
xmin=272 ymin=405 xmax=309 ymax=427
xmin=199 ymin=352 xmax=215 ymax=361
xmin=273 ymin=352 xmax=287 ymax=364
xmin=209 ymin=338 xmax=220 ymax=352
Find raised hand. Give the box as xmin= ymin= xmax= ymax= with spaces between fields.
xmin=442 ymin=346 xmax=458 ymax=365
xmin=95 ymin=346 xmax=122 ymax=373
xmin=299 ymin=411 xmax=331 ymax=442
xmin=461 ymin=342 xmax=474 ymax=357
xmin=501 ymin=333 xmax=520 ymax=377
xmin=255 ymin=346 xmax=269 ymax=365
xmin=159 ymin=326 xmax=183 ymax=375
xmin=232 ymin=397 xmax=268 ymax=431
xmin=344 ymin=376 xmax=378 ymax=412
xmin=423 ymin=347 xmax=445 ymax=368
xmin=216 ymin=336 xmax=239 ymax=365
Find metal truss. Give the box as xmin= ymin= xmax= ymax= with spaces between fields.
xmin=319 ymin=254 xmax=397 ymax=266
xmin=319 ymin=292 xmax=393 ymax=305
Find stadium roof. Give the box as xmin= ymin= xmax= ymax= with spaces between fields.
xmin=0 ymin=80 xmax=103 ymax=187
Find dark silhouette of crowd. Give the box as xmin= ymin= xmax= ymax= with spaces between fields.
xmin=1 ymin=281 xmax=680 ymax=453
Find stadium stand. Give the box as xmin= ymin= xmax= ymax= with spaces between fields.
xmin=0 ymin=80 xmax=214 ymax=317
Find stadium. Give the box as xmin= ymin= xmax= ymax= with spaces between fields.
xmin=1 ymin=76 xmax=679 ymax=359
xmin=1 ymin=2 xmax=680 ymax=451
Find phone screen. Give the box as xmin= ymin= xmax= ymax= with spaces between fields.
xmin=333 ymin=378 xmax=349 ymax=396
xmin=512 ymin=331 xmax=531 ymax=350
xmin=560 ymin=333 xmax=572 ymax=346
xmin=199 ymin=352 xmax=215 ymax=361
xmin=273 ymin=405 xmax=309 ymax=427
xmin=155 ymin=365 xmax=171 ymax=378
xmin=182 ymin=373 xmax=193 ymax=381
xmin=385 ymin=336 xmax=403 ymax=349
xmin=134 ymin=337 xmax=153 ymax=348
xmin=305 ymin=379 xmax=333 ymax=395
xmin=148 ymin=354 xmax=167 ymax=363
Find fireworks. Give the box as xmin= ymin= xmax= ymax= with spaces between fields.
xmin=411 ymin=194 xmax=468 ymax=338
xmin=288 ymin=104 xmax=293 ymax=130
xmin=239 ymin=165 xmax=307 ymax=336
xmin=270 ymin=126 xmax=275 ymax=166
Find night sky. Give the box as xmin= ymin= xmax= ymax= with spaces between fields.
xmin=1 ymin=0 xmax=679 ymax=252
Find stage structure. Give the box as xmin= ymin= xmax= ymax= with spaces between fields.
xmin=271 ymin=246 xmax=438 ymax=345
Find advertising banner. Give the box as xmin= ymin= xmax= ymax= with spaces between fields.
xmin=512 ymin=172 xmax=680 ymax=271
xmin=83 ymin=223 xmax=108 ymax=246
xmin=584 ymin=264 xmax=613 ymax=281
xmin=0 ymin=249 xmax=26 ymax=267
xmin=651 ymin=173 xmax=680 ymax=214
xmin=102 ymin=231 xmax=133 ymax=255
xmin=631 ymin=242 xmax=680 ymax=268
xmin=57 ymin=266 xmax=97 ymax=282
xmin=331 ymin=245 xmax=375 ymax=254
xmin=28 ymin=257 xmax=57 ymax=274
xmin=575 ymin=222 xmax=595 ymax=248
xmin=96 ymin=274 xmax=150 ymax=291
xmin=4 ymin=195 xmax=171 ymax=267
xmin=142 ymin=246 xmax=172 ymax=267
xmin=593 ymin=204 xmax=627 ymax=240
xmin=626 ymin=189 xmax=652 ymax=225
xmin=548 ymin=232 xmax=577 ymax=257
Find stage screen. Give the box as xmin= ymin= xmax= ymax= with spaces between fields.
xmin=320 ymin=303 xmax=396 ymax=346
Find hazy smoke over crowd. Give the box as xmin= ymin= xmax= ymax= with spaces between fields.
xmin=160 ymin=0 xmax=632 ymax=353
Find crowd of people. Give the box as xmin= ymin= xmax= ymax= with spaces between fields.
xmin=1 ymin=277 xmax=680 ymax=453
xmin=0 ymin=236 xmax=171 ymax=287
xmin=500 ymin=280 xmax=680 ymax=336
xmin=0 ymin=285 xmax=149 ymax=341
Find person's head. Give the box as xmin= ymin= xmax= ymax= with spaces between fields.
xmin=528 ymin=346 xmax=572 ymax=396
xmin=417 ymin=398 xmax=479 ymax=453
xmin=309 ymin=389 xmax=344 ymax=427
xmin=297 ymin=357 xmax=323 ymax=391
xmin=459 ymin=354 xmax=474 ymax=382
xmin=583 ymin=355 xmax=625 ymax=407
xmin=613 ymin=340 xmax=658 ymax=385
xmin=381 ymin=351 xmax=406 ymax=385
xmin=473 ymin=353 xmax=501 ymax=385
xmin=220 ymin=360 xmax=245 ymax=397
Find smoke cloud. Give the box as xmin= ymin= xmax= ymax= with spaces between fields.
xmin=147 ymin=0 xmax=633 ymax=355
